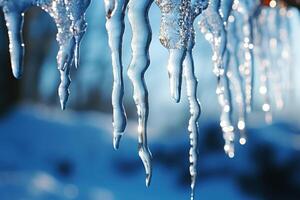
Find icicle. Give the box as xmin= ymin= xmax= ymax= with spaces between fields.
xmin=127 ymin=0 xmax=153 ymax=187
xmin=225 ymin=26 xmax=246 ymax=142
xmin=1 ymin=0 xmax=91 ymax=109
xmin=3 ymin=11 xmax=24 ymax=79
xmin=255 ymin=8 xmax=273 ymax=124
xmin=66 ymin=0 xmax=91 ymax=69
xmin=235 ymin=0 xmax=259 ymax=113
xmin=199 ymin=0 xmax=235 ymax=157
xmin=278 ymin=7 xmax=294 ymax=101
xmin=43 ymin=0 xmax=90 ymax=109
xmin=58 ymin=67 xmax=71 ymax=110
xmin=184 ymin=49 xmax=201 ymax=200
xmin=227 ymin=32 xmax=247 ymax=141
xmin=37 ymin=0 xmax=76 ymax=110
xmin=223 ymin=0 xmax=248 ymax=144
xmin=221 ymin=0 xmax=246 ymax=144
xmin=103 ymin=0 xmax=128 ymax=149
xmin=267 ymin=7 xmax=284 ymax=110
xmin=155 ymin=0 xmax=190 ymax=103
xmin=1 ymin=1 xmax=31 ymax=79
xmin=182 ymin=1 xmax=207 ymax=199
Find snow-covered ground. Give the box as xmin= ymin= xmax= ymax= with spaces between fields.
xmin=0 ymin=104 xmax=300 ymax=200
xmin=0 ymin=105 xmax=243 ymax=200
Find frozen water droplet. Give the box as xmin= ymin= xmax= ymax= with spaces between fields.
xmin=239 ymin=137 xmax=246 ymax=145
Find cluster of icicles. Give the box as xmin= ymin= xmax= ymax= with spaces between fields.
xmin=0 ymin=0 xmax=295 ymax=199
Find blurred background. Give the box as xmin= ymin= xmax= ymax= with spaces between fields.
xmin=0 ymin=1 xmax=300 ymax=200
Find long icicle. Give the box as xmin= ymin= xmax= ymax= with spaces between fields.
xmin=37 ymin=0 xmax=81 ymax=110
xmin=155 ymin=0 xmax=190 ymax=103
xmin=199 ymin=0 xmax=235 ymax=157
xmin=104 ymin=0 xmax=128 ymax=149
xmin=236 ymin=0 xmax=259 ymax=113
xmin=184 ymin=48 xmax=201 ymax=200
xmin=278 ymin=7 xmax=294 ymax=102
xmin=220 ymin=0 xmax=239 ymax=147
xmin=222 ymin=0 xmax=247 ymax=144
xmin=256 ymin=8 xmax=272 ymax=123
xmin=127 ymin=0 xmax=153 ymax=187
xmin=268 ymin=7 xmax=284 ymax=110
xmin=2 ymin=3 xmax=28 ymax=79
xmin=227 ymin=13 xmax=247 ymax=143
xmin=183 ymin=1 xmax=207 ymax=199
xmin=45 ymin=0 xmax=75 ymax=110
xmin=66 ymin=0 xmax=91 ymax=69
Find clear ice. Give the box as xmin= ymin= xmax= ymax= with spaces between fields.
xmin=127 ymin=0 xmax=153 ymax=187
xmin=103 ymin=0 xmax=128 ymax=149
xmin=156 ymin=0 xmax=208 ymax=198
xmin=185 ymin=2 xmax=208 ymax=200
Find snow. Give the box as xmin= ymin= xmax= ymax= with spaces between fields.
xmin=2 ymin=105 xmax=300 ymax=199
xmin=0 ymin=105 xmax=246 ymax=199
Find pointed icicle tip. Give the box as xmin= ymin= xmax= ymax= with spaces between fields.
xmin=190 ymin=190 xmax=194 ymax=200
xmin=113 ymin=133 xmax=122 ymax=150
xmin=60 ymin=100 xmax=66 ymax=111
xmin=4 ymin=11 xmax=25 ymax=80
xmin=74 ymin=45 xmax=80 ymax=69
xmin=145 ymin=172 xmax=151 ymax=187
xmin=168 ymin=49 xmax=185 ymax=103
xmin=12 ymin=69 xmax=23 ymax=79
xmin=190 ymin=179 xmax=196 ymax=200
xmin=170 ymin=75 xmax=181 ymax=103
xmin=138 ymin=146 xmax=152 ymax=187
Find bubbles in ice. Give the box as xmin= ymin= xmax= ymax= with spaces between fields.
xmin=184 ymin=1 xmax=209 ymax=199
xmin=155 ymin=0 xmax=188 ymax=102
xmin=156 ymin=0 xmax=208 ymax=198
